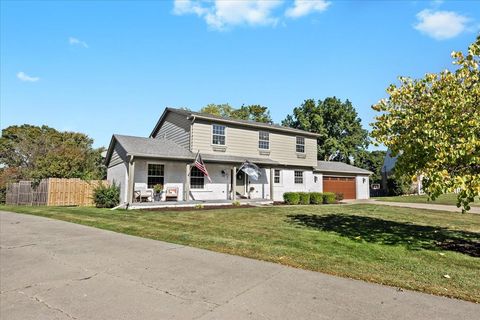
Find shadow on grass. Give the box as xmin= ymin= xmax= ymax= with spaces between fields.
xmin=288 ymin=214 xmax=480 ymax=257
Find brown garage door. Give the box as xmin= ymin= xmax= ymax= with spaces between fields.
xmin=323 ymin=176 xmax=356 ymax=199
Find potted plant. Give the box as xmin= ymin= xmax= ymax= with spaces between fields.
xmin=153 ymin=184 xmax=163 ymax=201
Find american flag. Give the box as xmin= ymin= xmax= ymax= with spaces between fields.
xmin=193 ymin=151 xmax=212 ymax=182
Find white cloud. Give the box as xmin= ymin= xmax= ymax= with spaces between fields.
xmin=16 ymin=71 xmax=40 ymax=82
xmin=173 ymin=0 xmax=284 ymax=30
xmin=285 ymin=0 xmax=330 ymax=19
xmin=69 ymin=36 xmax=89 ymax=48
xmin=414 ymin=9 xmax=470 ymax=40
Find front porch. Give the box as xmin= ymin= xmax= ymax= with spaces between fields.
xmin=128 ymin=198 xmax=274 ymax=210
xmin=126 ymin=157 xmax=276 ymax=204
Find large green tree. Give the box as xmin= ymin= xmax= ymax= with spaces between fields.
xmin=356 ymin=150 xmax=387 ymax=183
xmin=200 ymin=104 xmax=272 ymax=123
xmin=0 ymin=125 xmax=106 ymax=183
xmin=371 ymin=36 xmax=480 ymax=212
xmin=282 ymin=97 xmax=369 ymax=163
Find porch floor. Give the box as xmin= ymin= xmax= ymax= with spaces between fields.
xmin=127 ymin=198 xmax=273 ymax=210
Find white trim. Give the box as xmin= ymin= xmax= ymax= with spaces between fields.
xmin=146 ymin=161 xmax=165 ymax=187
xmin=211 ymin=123 xmax=227 ymax=146
xmin=295 ymin=136 xmax=305 ymax=154
xmin=258 ymin=130 xmax=270 ymax=150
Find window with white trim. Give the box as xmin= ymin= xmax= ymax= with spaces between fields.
xmin=190 ymin=167 xmax=205 ymax=189
xmin=294 ymin=170 xmax=303 ymax=184
xmin=147 ymin=164 xmax=164 ymax=188
xmin=212 ymin=124 xmax=226 ymax=145
xmin=274 ymin=169 xmax=281 ymax=184
xmin=296 ymin=137 xmax=305 ymax=153
xmin=258 ymin=131 xmax=269 ymax=149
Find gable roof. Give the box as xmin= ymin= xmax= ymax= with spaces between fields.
xmin=105 ymin=134 xmax=279 ymax=166
xmin=150 ymin=107 xmax=321 ymax=138
xmin=314 ymin=161 xmax=373 ymax=175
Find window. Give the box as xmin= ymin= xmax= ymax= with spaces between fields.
xmin=294 ymin=171 xmax=303 ymax=184
xmin=258 ymin=131 xmax=269 ymax=149
xmin=212 ymin=124 xmax=226 ymax=145
xmin=147 ymin=164 xmax=164 ymax=188
xmin=296 ymin=137 xmax=305 ymax=153
xmin=190 ymin=167 xmax=205 ymax=189
xmin=274 ymin=169 xmax=281 ymax=184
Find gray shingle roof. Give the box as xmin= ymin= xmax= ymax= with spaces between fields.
xmin=150 ymin=107 xmax=321 ymax=138
xmin=108 ymin=134 xmax=279 ymax=165
xmin=314 ymin=161 xmax=372 ymax=175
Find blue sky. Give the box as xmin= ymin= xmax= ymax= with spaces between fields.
xmin=1 ymin=0 xmax=479 ymax=149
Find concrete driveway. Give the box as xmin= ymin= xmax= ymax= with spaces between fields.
xmin=1 ymin=211 xmax=478 ymax=320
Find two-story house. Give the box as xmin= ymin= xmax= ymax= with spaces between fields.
xmin=105 ymin=108 xmax=371 ymax=205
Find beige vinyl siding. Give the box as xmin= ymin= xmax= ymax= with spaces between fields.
xmin=109 ymin=142 xmax=128 ymax=168
xmin=154 ymin=112 xmax=191 ymax=149
xmin=191 ymin=121 xmax=317 ymax=167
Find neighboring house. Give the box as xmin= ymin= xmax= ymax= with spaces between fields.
xmin=381 ymin=150 xmax=423 ymax=194
xmin=105 ymin=108 xmax=372 ymax=204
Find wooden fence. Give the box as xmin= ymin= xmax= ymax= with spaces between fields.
xmin=6 ymin=178 xmax=108 ymax=206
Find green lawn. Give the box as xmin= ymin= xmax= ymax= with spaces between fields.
xmin=2 ymin=204 xmax=480 ymax=302
xmin=374 ymin=193 xmax=480 ymax=207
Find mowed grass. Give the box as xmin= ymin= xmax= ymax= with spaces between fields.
xmin=2 ymin=204 xmax=480 ymax=302
xmin=374 ymin=193 xmax=480 ymax=207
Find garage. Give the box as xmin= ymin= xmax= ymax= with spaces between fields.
xmin=315 ymin=161 xmax=373 ymax=200
xmin=323 ymin=176 xmax=356 ymax=199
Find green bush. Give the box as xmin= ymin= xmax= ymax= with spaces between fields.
xmin=310 ymin=192 xmax=323 ymax=204
xmin=92 ymin=182 xmax=120 ymax=208
xmin=283 ymin=192 xmax=300 ymax=205
xmin=322 ymin=192 xmax=336 ymax=204
xmin=335 ymin=192 xmax=344 ymax=201
xmin=298 ymin=192 xmax=310 ymax=205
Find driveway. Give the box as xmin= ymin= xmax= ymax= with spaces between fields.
xmin=1 ymin=211 xmax=478 ymax=320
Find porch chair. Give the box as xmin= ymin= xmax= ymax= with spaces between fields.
xmin=165 ymin=187 xmax=179 ymax=202
xmin=134 ymin=183 xmax=154 ymax=202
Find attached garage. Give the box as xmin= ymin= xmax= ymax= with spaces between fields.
xmin=323 ymin=176 xmax=356 ymax=199
xmin=314 ymin=161 xmax=373 ymax=200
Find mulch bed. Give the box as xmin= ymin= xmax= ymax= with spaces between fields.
xmin=141 ymin=204 xmax=256 ymax=212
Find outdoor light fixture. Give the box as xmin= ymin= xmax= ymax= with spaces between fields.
xmin=363 ymin=178 xmax=366 ymax=183
xmin=221 ymin=170 xmax=226 ymax=177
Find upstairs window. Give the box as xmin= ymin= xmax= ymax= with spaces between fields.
xmin=147 ymin=164 xmax=164 ymax=188
xmin=212 ymin=124 xmax=226 ymax=145
xmin=294 ymin=170 xmax=304 ymax=184
xmin=258 ymin=131 xmax=270 ymax=149
xmin=296 ymin=136 xmax=305 ymax=153
xmin=190 ymin=167 xmax=205 ymax=189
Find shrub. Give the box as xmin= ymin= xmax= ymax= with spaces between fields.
xmin=283 ymin=192 xmax=300 ymax=205
xmin=232 ymin=200 xmax=241 ymax=206
xmin=194 ymin=204 xmax=204 ymax=209
xmin=322 ymin=192 xmax=336 ymax=204
xmin=298 ymin=192 xmax=310 ymax=205
xmin=310 ymin=192 xmax=323 ymax=205
xmin=92 ymin=183 xmax=120 ymax=208
xmin=335 ymin=192 xmax=344 ymax=201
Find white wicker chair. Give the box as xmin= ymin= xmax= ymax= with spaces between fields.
xmin=134 ymin=183 xmax=154 ymax=202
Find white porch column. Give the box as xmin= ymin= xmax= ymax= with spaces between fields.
xmin=270 ymin=168 xmax=274 ymax=201
xmin=231 ymin=166 xmax=236 ymax=200
xmin=127 ymin=155 xmax=135 ymax=204
xmin=185 ymin=164 xmax=191 ymax=201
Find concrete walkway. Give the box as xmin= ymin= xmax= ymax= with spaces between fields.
xmin=355 ymin=199 xmax=480 ymax=214
xmin=1 ymin=211 xmax=478 ymax=320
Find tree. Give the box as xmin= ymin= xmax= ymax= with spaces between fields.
xmin=282 ymin=97 xmax=369 ymax=163
xmin=0 ymin=125 xmax=106 ymax=183
xmin=371 ymin=36 xmax=480 ymax=212
xmin=200 ymin=104 xmax=272 ymax=123
xmin=356 ymin=150 xmax=387 ymax=184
